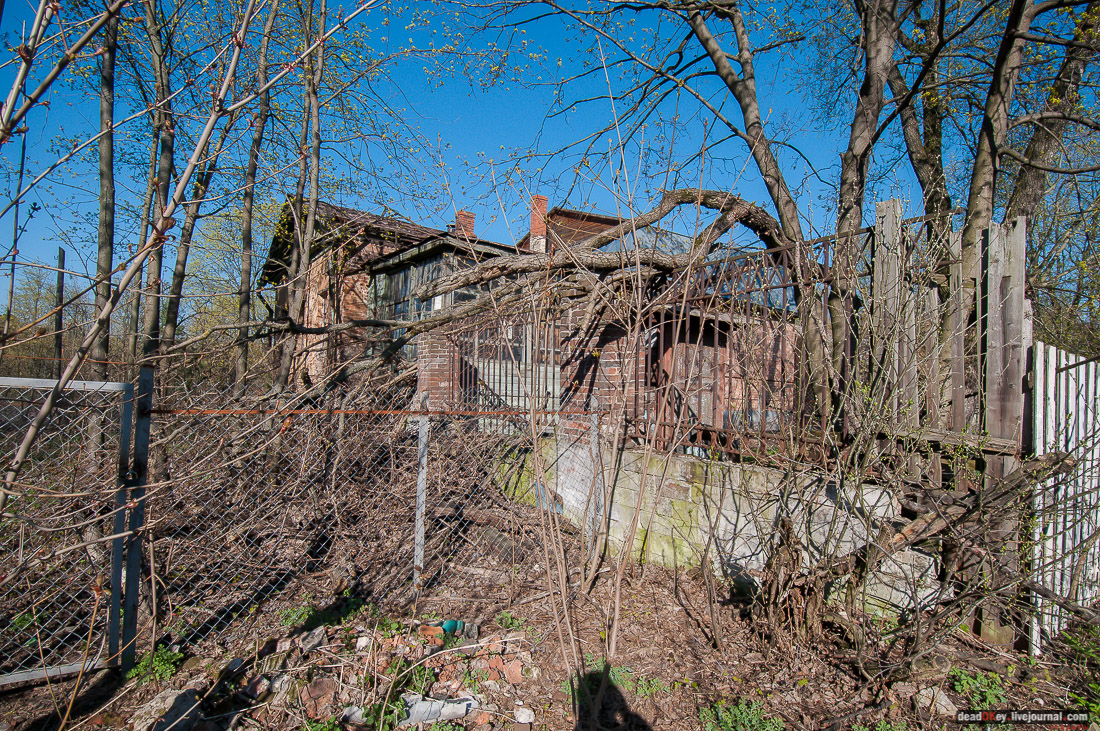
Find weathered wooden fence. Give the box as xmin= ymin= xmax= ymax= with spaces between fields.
xmin=1030 ymin=341 xmax=1100 ymax=652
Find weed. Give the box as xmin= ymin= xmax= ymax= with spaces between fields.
xmin=700 ymin=699 xmax=784 ymax=731
xmin=374 ymin=614 xmax=404 ymax=639
xmin=1063 ymin=624 xmax=1100 ymax=720
xmin=854 ymin=721 xmax=908 ymax=731
xmin=302 ymin=716 xmax=340 ymax=731
xmin=280 ymin=595 xmax=371 ymax=631
xmin=561 ymin=654 xmax=670 ymax=703
xmin=460 ymin=667 xmax=489 ymax=693
xmin=126 ymin=646 xmax=184 ymax=685
xmin=7 ymin=612 xmax=37 ymax=646
xmin=949 ymin=668 xmax=1006 ymax=709
xmin=279 ymin=606 xmax=311 ymax=626
xmin=496 ymin=609 xmax=540 ymax=640
xmin=304 ymin=596 xmax=367 ymax=630
xmin=495 ymin=610 xmax=525 ymax=630
xmin=354 ymin=697 xmax=405 ymax=731
xmin=406 ymin=664 xmax=434 ymax=696
xmin=635 ymin=676 xmax=671 ymax=698
xmin=380 ymin=656 xmax=436 ymax=700
xmin=427 ymin=724 xmax=464 ymax=731
xmin=385 ymin=656 xmax=408 ymax=678
xmin=10 ymin=612 xmax=33 ymax=632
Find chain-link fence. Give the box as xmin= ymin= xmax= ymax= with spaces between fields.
xmin=0 ymin=377 xmax=133 ymax=685
xmin=124 ymin=374 xmax=563 ymax=656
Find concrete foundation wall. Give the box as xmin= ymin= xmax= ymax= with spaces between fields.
xmin=500 ymin=431 xmax=939 ymax=614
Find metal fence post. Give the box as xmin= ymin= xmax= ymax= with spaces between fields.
xmin=413 ymin=394 xmax=429 ymax=593
xmin=121 ymin=365 xmax=154 ymax=672
xmin=109 ymin=383 xmax=135 ymax=664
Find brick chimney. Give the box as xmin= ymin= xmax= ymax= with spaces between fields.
xmin=529 ymin=194 xmax=548 ymax=254
xmin=454 ymin=209 xmax=475 ymax=240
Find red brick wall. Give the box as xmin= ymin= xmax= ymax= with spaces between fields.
xmin=558 ymin=304 xmax=642 ymax=440
xmin=416 ymin=327 xmax=456 ymax=411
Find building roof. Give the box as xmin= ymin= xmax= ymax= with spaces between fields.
xmin=517 ymin=206 xmax=622 ymax=251
xmin=260 ymin=201 xmax=447 ymax=285
xmin=369 ymin=234 xmax=514 ymax=274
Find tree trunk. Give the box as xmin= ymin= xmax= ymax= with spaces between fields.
xmin=235 ymin=0 xmax=281 ymax=398
xmin=127 ymin=132 xmax=159 ymax=363
xmin=685 ymin=8 xmax=832 ymax=426
xmin=91 ymin=8 xmax=118 ymax=383
xmin=685 ymin=9 xmax=803 ymax=239
xmin=140 ymin=0 xmax=174 ymax=365
xmin=886 ymin=64 xmax=952 ymax=234
xmin=86 ymin=5 xmax=119 ymax=463
xmin=271 ymin=109 xmax=312 ymax=391
xmin=830 ymin=0 xmax=899 ymax=430
xmin=960 ymin=0 xmax=1033 ymax=290
xmin=273 ymin=4 xmax=325 ymax=393
xmin=1005 ymin=0 xmax=1099 ymax=222
xmin=161 ymin=123 xmax=235 ymax=353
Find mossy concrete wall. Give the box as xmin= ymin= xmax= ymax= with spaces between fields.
xmin=498 ymin=428 xmax=939 ymax=613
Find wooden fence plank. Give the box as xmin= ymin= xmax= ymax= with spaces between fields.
xmin=948 ymin=231 xmax=968 ymax=491
xmin=873 ymin=201 xmax=902 ymax=419
xmin=924 ymin=284 xmax=943 ymax=488
xmin=983 ymin=223 xmax=1006 ymax=460
xmin=1002 ymin=219 xmax=1027 ymax=466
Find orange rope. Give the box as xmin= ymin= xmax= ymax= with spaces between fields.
xmin=153 ymin=408 xmax=592 ymax=417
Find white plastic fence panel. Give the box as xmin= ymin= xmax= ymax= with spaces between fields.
xmin=1031 ymin=341 xmax=1100 ymax=653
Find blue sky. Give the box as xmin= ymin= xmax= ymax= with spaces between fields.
xmin=0 ymin=0 xmax=924 ymax=282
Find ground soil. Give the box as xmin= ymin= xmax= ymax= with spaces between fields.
xmin=1 ymin=558 xmax=1092 ymax=731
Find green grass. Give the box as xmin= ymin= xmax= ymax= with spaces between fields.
xmin=561 ymin=653 xmax=671 ymax=704
xmin=1063 ymin=624 xmax=1100 ymax=720
xmin=949 ymin=668 xmax=1006 ymax=709
xmin=495 ymin=610 xmax=526 ymax=630
xmin=699 ymin=699 xmax=784 ymax=731
xmin=126 ymin=646 xmax=184 ymax=685
xmin=855 ymin=720 xmax=908 ymax=731
xmin=278 ymin=606 xmax=311 ymax=626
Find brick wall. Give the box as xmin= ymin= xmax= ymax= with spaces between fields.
xmin=557 ymin=302 xmax=643 ymax=421
xmin=416 ymin=326 xmax=456 ymax=411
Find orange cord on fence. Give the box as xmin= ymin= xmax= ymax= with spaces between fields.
xmin=0 ymin=353 xmax=131 ymax=365
xmin=153 ymin=408 xmax=595 ymax=417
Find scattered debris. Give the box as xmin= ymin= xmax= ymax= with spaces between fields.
xmin=398 ymin=693 xmax=479 ymax=726
xmin=298 ymin=625 xmax=327 ymax=654
xmin=914 ymin=686 xmax=959 ymax=717
xmin=243 ymin=674 xmax=269 ymax=700
xmin=300 ymin=676 xmax=338 ymax=718
xmin=215 ymin=657 xmax=244 ymax=681
xmin=129 ymin=688 xmax=202 ymax=731
xmin=1 ymin=565 xmax=1084 ymax=731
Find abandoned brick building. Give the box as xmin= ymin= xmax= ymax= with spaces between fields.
xmin=261 ymin=196 xmax=799 ymax=451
